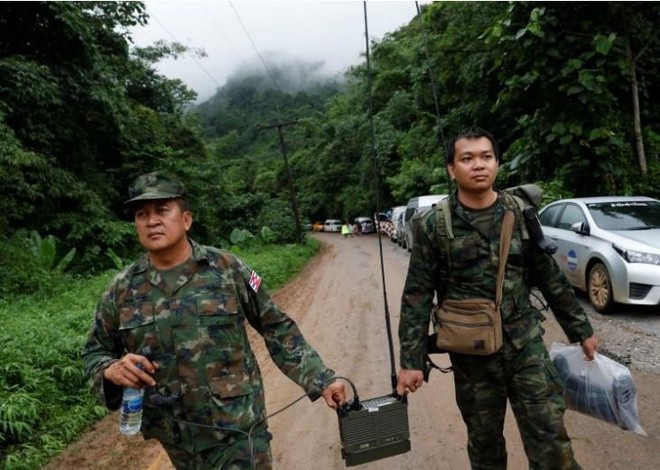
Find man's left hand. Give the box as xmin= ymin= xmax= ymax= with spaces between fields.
xmin=321 ymin=380 xmax=346 ymax=409
xmin=581 ymin=335 xmax=599 ymax=360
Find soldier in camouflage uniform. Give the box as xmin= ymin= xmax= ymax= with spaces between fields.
xmin=82 ymin=172 xmax=346 ymax=470
xmin=396 ymin=128 xmax=599 ymax=470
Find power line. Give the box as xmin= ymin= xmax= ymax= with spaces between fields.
xmin=228 ymin=0 xmax=286 ymax=109
xmin=149 ymin=11 xmax=223 ymax=88
xmin=199 ymin=2 xmax=243 ymax=64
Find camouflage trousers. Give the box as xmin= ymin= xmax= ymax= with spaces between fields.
xmin=450 ymin=336 xmax=581 ymax=470
xmin=161 ymin=431 xmax=272 ymax=470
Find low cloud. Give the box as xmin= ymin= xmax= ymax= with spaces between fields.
xmin=227 ymin=51 xmax=344 ymax=94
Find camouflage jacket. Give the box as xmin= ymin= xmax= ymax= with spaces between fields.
xmin=399 ymin=191 xmax=594 ymax=370
xmin=82 ymin=239 xmax=334 ymax=452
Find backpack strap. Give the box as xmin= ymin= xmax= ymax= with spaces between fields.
xmin=496 ymin=210 xmax=515 ymax=309
xmin=505 ymin=194 xmax=530 ymax=240
xmin=439 ymin=198 xmax=454 ymax=238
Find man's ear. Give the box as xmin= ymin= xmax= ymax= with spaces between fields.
xmin=183 ymin=211 xmax=193 ymax=231
xmin=447 ymin=164 xmax=455 ymax=180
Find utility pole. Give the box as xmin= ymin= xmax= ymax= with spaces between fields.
xmin=258 ymin=120 xmax=304 ymax=244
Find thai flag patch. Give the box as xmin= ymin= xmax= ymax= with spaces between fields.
xmin=249 ymin=270 xmax=262 ymax=293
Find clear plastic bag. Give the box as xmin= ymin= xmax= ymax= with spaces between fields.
xmin=549 ymin=342 xmax=646 ymax=436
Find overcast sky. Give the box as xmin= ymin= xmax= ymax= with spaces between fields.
xmin=130 ymin=1 xmax=426 ymax=102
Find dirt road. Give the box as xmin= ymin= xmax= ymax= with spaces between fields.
xmin=45 ymin=233 xmax=659 ymax=470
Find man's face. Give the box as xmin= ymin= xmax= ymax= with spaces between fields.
xmin=133 ymin=199 xmax=192 ymax=253
xmin=447 ymin=137 xmax=499 ymax=193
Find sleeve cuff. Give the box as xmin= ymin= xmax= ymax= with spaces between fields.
xmin=103 ymin=378 xmax=123 ymax=410
xmin=567 ymin=323 xmax=594 ymax=345
xmin=94 ymin=360 xmax=122 ymax=410
xmin=400 ymin=351 xmax=426 ymax=371
xmin=307 ymin=368 xmax=336 ymax=402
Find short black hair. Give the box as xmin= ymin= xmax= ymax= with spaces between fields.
xmin=446 ymin=127 xmax=500 ymax=165
xmin=173 ymin=197 xmax=190 ymax=213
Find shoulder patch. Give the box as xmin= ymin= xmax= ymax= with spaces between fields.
xmin=248 ymin=270 xmax=262 ymax=293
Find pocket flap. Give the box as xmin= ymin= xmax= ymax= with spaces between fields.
xmin=210 ymin=374 xmax=251 ymax=399
xmin=437 ymin=299 xmax=498 ymax=324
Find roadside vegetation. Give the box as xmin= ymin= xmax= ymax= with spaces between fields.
xmin=0 ymin=235 xmax=320 ymax=470
xmin=1 ymin=1 xmax=658 ymax=468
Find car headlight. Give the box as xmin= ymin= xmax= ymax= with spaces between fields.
xmin=613 ymin=244 xmax=660 ymax=265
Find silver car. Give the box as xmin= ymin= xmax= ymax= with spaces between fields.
xmin=539 ymin=196 xmax=660 ymax=312
xmin=404 ymin=194 xmax=447 ymax=252
xmin=354 ymin=216 xmax=375 ymax=234
xmin=324 ymin=219 xmax=342 ymax=232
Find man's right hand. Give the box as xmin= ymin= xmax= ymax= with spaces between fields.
xmin=103 ymin=353 xmax=158 ymax=388
xmin=396 ymin=369 xmax=424 ymax=396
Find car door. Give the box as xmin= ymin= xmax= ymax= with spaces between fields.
xmin=548 ymin=203 xmax=591 ymax=287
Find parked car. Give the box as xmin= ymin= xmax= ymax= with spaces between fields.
xmin=324 ymin=219 xmax=342 ymax=232
xmin=312 ymin=221 xmax=325 ymax=232
xmin=354 ymin=216 xmax=375 ymax=234
xmin=538 ymin=196 xmax=660 ymax=312
xmin=395 ymin=210 xmax=407 ymax=248
xmin=389 ymin=205 xmax=406 ymax=243
xmin=404 ymin=194 xmax=447 ymax=252
xmin=374 ymin=212 xmax=393 ymax=237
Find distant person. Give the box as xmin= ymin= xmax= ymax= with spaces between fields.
xmin=397 ymin=127 xmax=598 ymax=469
xmin=341 ymin=220 xmax=351 ymax=238
xmin=354 ymin=220 xmax=362 ymax=237
xmin=82 ymin=172 xmax=346 ymax=469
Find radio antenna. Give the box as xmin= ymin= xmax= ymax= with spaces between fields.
xmin=362 ymin=1 xmax=397 ymax=392
xmin=334 ymin=4 xmax=412 ymax=466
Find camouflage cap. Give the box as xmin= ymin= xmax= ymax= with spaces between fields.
xmin=124 ymin=172 xmax=186 ymax=206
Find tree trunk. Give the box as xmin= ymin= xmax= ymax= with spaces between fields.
xmin=627 ymin=42 xmax=647 ymax=176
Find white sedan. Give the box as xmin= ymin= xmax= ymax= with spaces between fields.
xmin=539 ymin=196 xmax=660 ymax=313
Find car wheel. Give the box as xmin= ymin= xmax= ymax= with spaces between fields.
xmin=587 ymin=262 xmax=613 ymax=313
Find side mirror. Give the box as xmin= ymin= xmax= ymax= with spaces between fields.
xmin=570 ymin=221 xmax=589 ymax=235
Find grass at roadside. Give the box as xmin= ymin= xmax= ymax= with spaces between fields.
xmin=0 ymin=236 xmax=320 ymax=470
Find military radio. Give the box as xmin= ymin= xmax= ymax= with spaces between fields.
xmin=336 ymin=389 xmax=411 ymax=466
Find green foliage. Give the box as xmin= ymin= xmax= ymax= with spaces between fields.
xmin=239 ymin=235 xmax=321 ymax=290
xmin=0 ymin=232 xmax=64 ymax=299
xmin=28 ymin=231 xmax=76 ymax=273
xmin=105 ymin=248 xmax=126 ymax=270
xmin=0 ymin=273 xmax=114 ymax=469
xmin=229 ymin=228 xmax=255 ymax=247
xmin=260 ymin=226 xmax=277 ymax=244
xmin=0 ymin=1 xmax=207 ymax=272
xmin=229 ymin=224 xmax=289 ymax=251
xmin=483 ymin=2 xmax=660 ymax=194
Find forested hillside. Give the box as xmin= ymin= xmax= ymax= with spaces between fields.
xmin=196 ymin=1 xmax=660 ymax=225
xmin=1 ymin=1 xmax=659 ymax=291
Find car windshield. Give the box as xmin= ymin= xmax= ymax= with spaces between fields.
xmin=586 ymin=200 xmax=660 ymax=230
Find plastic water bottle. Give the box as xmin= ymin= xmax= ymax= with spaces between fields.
xmin=119 ymin=386 xmax=144 ymax=436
